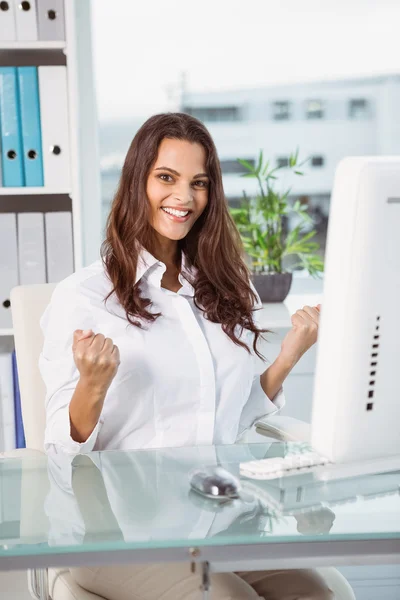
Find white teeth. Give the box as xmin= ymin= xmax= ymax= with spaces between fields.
xmin=162 ymin=207 xmax=189 ymax=217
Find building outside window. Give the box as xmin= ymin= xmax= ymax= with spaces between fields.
xmin=311 ymin=155 xmax=325 ymax=167
xmin=183 ymin=106 xmax=241 ymax=122
xmin=220 ymin=159 xmax=255 ymax=174
xmin=306 ymin=100 xmax=324 ymax=119
xmin=225 ymin=197 xmax=244 ymax=208
xmin=349 ymin=98 xmax=369 ymax=119
xmin=276 ymin=156 xmax=290 ymax=168
xmin=272 ymin=101 xmax=291 ymax=120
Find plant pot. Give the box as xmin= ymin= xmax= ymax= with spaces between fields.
xmin=252 ymin=272 xmax=293 ymax=303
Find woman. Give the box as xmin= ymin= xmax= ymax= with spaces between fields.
xmin=40 ymin=113 xmax=330 ymax=599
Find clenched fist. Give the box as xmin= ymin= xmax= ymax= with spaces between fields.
xmin=72 ymin=329 xmax=120 ymax=392
xmin=280 ymin=305 xmax=321 ymax=367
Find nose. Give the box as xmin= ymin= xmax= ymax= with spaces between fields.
xmin=173 ymin=180 xmax=194 ymax=205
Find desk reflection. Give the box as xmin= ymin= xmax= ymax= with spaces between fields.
xmin=44 ymin=444 xmax=338 ymax=548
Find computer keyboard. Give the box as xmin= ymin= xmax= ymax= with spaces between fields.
xmin=240 ymin=451 xmax=331 ymax=480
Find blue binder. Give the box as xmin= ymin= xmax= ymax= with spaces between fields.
xmin=17 ymin=67 xmax=44 ymax=187
xmin=12 ymin=351 xmax=26 ymax=449
xmin=0 ymin=67 xmax=25 ymax=187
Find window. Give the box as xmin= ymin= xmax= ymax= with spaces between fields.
xmin=349 ymin=98 xmax=369 ymax=119
xmin=183 ymin=106 xmax=241 ymax=122
xmin=276 ymin=157 xmax=290 ymax=168
xmin=311 ymin=156 xmax=325 ymax=167
xmin=272 ymin=101 xmax=291 ymax=120
xmin=306 ymin=100 xmax=324 ymax=119
xmin=220 ymin=159 xmax=255 ymax=174
xmin=226 ymin=197 xmax=243 ymax=208
xmin=92 ymin=0 xmax=398 ymax=280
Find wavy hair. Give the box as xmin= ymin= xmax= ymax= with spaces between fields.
xmin=101 ymin=113 xmax=270 ymax=361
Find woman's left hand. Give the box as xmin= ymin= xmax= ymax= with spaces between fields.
xmin=280 ymin=304 xmax=321 ymax=367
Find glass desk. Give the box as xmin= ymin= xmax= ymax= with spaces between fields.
xmin=0 ymin=443 xmax=399 ymax=578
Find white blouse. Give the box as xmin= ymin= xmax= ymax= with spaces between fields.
xmin=39 ymin=248 xmax=284 ymax=455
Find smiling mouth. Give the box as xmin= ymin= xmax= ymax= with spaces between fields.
xmin=160 ymin=207 xmax=192 ymax=221
xmin=161 ymin=207 xmax=191 ymax=216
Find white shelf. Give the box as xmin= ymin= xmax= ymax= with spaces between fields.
xmin=0 ymin=41 xmax=66 ymax=50
xmin=0 ymin=329 xmax=13 ymax=337
xmin=0 ymin=187 xmax=70 ymax=195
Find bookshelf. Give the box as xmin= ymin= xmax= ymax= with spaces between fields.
xmin=0 ymin=329 xmax=13 ymax=337
xmin=0 ymin=0 xmax=101 ymax=342
xmin=0 ymin=186 xmax=70 ymax=194
xmin=0 ymin=41 xmax=66 ymax=50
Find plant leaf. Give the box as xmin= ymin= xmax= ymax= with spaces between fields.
xmin=262 ymin=160 xmax=270 ymax=176
xmin=237 ymin=158 xmax=256 ymax=172
xmin=256 ymin=149 xmax=263 ymax=175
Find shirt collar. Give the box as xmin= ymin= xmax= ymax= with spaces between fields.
xmin=135 ymin=247 xmax=163 ymax=284
xmin=136 ymin=246 xmax=197 ymax=295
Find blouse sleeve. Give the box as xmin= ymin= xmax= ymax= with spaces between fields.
xmin=237 ymin=280 xmax=285 ymax=436
xmin=39 ymin=282 xmax=103 ymax=455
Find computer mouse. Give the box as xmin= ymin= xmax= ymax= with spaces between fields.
xmin=189 ymin=466 xmax=241 ymax=501
xmin=188 ymin=489 xmax=233 ymax=512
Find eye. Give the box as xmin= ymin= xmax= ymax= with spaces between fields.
xmin=193 ymin=180 xmax=208 ymax=188
xmin=158 ymin=173 xmax=173 ymax=182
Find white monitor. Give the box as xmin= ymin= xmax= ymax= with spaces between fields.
xmin=311 ymin=157 xmax=400 ymax=464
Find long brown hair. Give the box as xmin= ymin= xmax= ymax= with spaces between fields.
xmin=101 ymin=113 xmax=270 ymax=361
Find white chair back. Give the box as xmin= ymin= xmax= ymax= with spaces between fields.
xmin=10 ymin=284 xmax=56 ymax=451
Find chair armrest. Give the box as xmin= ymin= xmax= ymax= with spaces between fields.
xmin=254 ymin=415 xmax=311 ymax=443
xmin=315 ymin=567 xmax=356 ymax=600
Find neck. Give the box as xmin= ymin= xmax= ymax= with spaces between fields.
xmin=151 ymin=235 xmax=180 ymax=270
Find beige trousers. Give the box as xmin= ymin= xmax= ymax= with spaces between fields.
xmin=70 ymin=564 xmax=334 ymax=600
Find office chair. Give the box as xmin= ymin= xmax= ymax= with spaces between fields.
xmin=3 ymin=283 xmax=355 ymax=600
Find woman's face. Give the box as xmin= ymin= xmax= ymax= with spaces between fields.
xmin=146 ymin=138 xmax=209 ymax=241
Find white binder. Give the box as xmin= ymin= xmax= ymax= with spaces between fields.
xmin=45 ymin=211 xmax=74 ymax=282
xmin=0 ymin=1 xmax=16 ymax=41
xmin=17 ymin=212 xmax=46 ymax=285
xmin=38 ymin=66 xmax=71 ymax=190
xmin=12 ymin=0 xmax=38 ymax=41
xmin=0 ymin=402 xmax=3 ymax=451
xmin=0 ymin=352 xmax=15 ymax=452
xmin=37 ymin=0 xmax=65 ymax=41
xmin=0 ymin=213 xmax=19 ymax=329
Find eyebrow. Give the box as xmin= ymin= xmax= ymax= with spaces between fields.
xmin=155 ymin=166 xmax=209 ymax=179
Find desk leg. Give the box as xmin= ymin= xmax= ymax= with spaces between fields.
xmin=27 ymin=569 xmax=50 ymax=600
xmin=201 ymin=561 xmax=210 ymax=599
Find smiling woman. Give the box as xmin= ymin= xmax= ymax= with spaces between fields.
xmin=40 ymin=111 xmax=327 ymax=599
xmin=102 ymin=112 xmax=270 ymax=359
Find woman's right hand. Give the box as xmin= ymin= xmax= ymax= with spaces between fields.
xmin=72 ymin=329 xmax=120 ymax=391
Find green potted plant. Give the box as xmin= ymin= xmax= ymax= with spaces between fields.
xmin=229 ymin=149 xmax=324 ymax=302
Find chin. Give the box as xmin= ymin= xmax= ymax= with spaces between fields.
xmin=156 ymin=226 xmax=191 ymax=241
xmin=166 ymin=231 xmax=189 ymax=241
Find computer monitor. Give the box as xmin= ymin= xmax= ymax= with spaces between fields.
xmin=311 ymin=157 xmax=400 ymax=464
